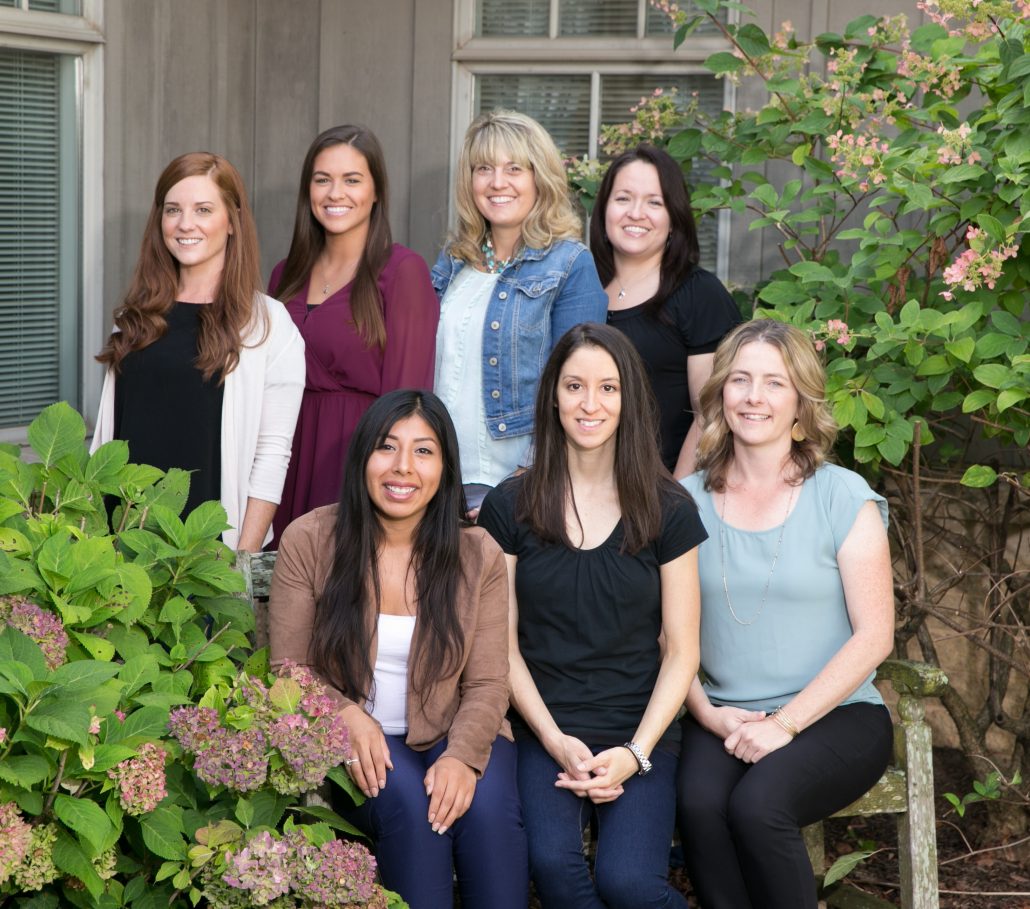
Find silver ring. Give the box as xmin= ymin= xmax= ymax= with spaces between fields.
xmin=345 ymin=758 xmax=359 ymax=766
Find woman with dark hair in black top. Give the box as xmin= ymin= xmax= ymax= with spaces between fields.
xmin=479 ymin=322 xmax=705 ymax=909
xmin=591 ymin=144 xmax=741 ymax=476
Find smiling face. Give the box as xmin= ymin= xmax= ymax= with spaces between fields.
xmin=309 ymin=143 xmax=377 ymax=240
xmin=722 ymin=341 xmax=800 ymax=450
xmin=556 ymin=345 xmax=623 ymax=456
xmin=364 ymin=414 xmax=443 ymax=527
xmin=603 ymin=160 xmax=670 ymax=263
xmin=161 ymin=174 xmax=233 ymax=278
xmin=471 ymin=153 xmax=538 ymax=236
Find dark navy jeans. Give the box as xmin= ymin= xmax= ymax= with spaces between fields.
xmin=339 ymin=735 xmax=527 ymax=909
xmin=517 ymin=737 xmax=689 ymax=909
xmin=677 ymin=702 xmax=893 ymax=909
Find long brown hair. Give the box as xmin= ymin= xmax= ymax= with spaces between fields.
xmin=696 ymin=319 xmax=839 ymax=492
xmin=97 ymin=152 xmax=263 ymax=382
xmin=448 ymin=110 xmax=583 ymax=265
xmin=517 ymin=322 xmax=686 ymax=554
xmin=270 ymin=125 xmax=392 ymax=349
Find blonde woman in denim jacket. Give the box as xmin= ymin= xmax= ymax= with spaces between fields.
xmin=432 ymin=110 xmax=607 ymax=503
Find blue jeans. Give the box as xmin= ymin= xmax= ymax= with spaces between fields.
xmin=518 ymin=737 xmax=688 ymax=909
xmin=339 ymin=736 xmax=528 ymax=909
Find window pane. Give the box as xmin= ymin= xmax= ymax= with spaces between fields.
xmin=476 ymin=74 xmax=592 ymax=157
xmin=646 ymin=2 xmax=728 ymax=38
xmin=559 ymin=0 xmax=636 ymax=36
xmin=477 ymin=0 xmax=550 ymax=36
xmin=27 ymin=0 xmax=82 ymax=12
xmin=0 ymin=47 xmax=77 ymax=427
xmin=600 ymin=73 xmax=724 ymax=269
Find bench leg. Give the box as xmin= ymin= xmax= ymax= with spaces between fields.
xmin=896 ymin=695 xmax=939 ymax=909
xmin=803 ymin=822 xmax=826 ymax=876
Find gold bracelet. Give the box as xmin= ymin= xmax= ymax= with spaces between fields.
xmin=771 ymin=707 xmax=800 ymax=738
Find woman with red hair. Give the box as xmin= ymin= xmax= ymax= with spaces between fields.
xmin=93 ymin=152 xmax=305 ymax=551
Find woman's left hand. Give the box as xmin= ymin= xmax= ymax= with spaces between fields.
xmin=723 ymin=716 xmax=793 ymax=764
xmin=554 ymin=745 xmax=639 ymax=804
xmin=424 ymin=756 xmax=477 ymax=834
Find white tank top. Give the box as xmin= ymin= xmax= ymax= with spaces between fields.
xmin=368 ymin=614 xmax=416 ymax=734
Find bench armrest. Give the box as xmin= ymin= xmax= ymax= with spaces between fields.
xmin=875 ymin=658 xmax=948 ymax=698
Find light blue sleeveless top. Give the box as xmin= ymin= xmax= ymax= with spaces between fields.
xmin=681 ymin=464 xmax=888 ymax=712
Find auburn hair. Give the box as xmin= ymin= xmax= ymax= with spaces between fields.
xmin=97 ymin=152 xmax=263 ymax=382
xmin=270 ymin=125 xmax=392 ymax=349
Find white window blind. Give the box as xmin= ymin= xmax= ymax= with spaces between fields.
xmin=0 ymin=47 xmax=78 ymax=428
xmin=476 ymin=0 xmax=726 ymax=37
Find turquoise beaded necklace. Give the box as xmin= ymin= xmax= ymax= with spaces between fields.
xmin=481 ymin=234 xmax=515 ymax=274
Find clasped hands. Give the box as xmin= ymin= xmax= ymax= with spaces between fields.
xmin=549 ymin=733 xmax=638 ymax=804
xmin=706 ymin=705 xmax=793 ymax=764
xmin=341 ymin=705 xmax=477 ymax=835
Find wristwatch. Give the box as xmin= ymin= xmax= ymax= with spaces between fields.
xmin=623 ymin=741 xmax=653 ymax=776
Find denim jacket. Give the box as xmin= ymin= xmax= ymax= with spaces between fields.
xmin=431 ymin=239 xmax=608 ymax=440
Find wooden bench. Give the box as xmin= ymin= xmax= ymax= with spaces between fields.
xmin=238 ymin=551 xmax=947 ymax=909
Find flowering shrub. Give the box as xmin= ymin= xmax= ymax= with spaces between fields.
xmin=0 ymin=403 xmax=403 ymax=908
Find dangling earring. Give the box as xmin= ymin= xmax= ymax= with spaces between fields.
xmin=790 ymin=421 xmax=806 ymax=443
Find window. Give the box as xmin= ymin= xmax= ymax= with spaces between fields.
xmin=0 ymin=0 xmax=102 ymax=437
xmin=453 ymin=0 xmax=732 ymax=273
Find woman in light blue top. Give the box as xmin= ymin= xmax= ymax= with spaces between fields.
xmin=432 ymin=110 xmax=608 ymax=503
xmin=676 ymin=320 xmax=895 ymax=909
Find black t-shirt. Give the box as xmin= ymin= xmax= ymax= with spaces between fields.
xmin=606 ymin=267 xmax=741 ymax=469
xmin=478 ymin=475 xmax=707 ymax=749
xmin=114 ymin=302 xmax=224 ymax=517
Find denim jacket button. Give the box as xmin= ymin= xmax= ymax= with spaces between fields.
xmin=489 ymin=357 xmax=498 ymax=366
xmin=490 ymin=320 xmax=500 ymax=330
xmin=498 ymin=423 xmax=507 ymax=432
xmin=498 ymin=291 xmax=508 ymax=300
xmin=491 ymin=389 xmax=500 ymax=399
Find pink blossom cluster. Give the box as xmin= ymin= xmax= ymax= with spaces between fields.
xmin=11 ymin=822 xmax=59 ymax=891
xmin=896 ymin=44 xmax=962 ymax=99
xmin=208 ymin=829 xmax=384 ymax=909
xmin=0 ymin=802 xmax=31 ymax=885
xmin=939 ymin=227 xmax=1019 ymax=300
xmin=917 ymin=0 xmax=1029 ymax=38
xmin=598 ymin=88 xmax=688 ymax=156
xmin=107 ymin=742 xmax=168 ymax=815
xmin=649 ymin=0 xmax=684 ymax=28
xmin=865 ymin=14 xmax=909 ymax=45
xmin=0 ymin=726 xmax=6 ymax=745
xmin=813 ymin=319 xmax=854 ymax=351
xmin=0 ymin=597 xmax=68 ymax=669
xmin=935 ymin=123 xmax=981 ymax=166
xmin=826 ymin=131 xmax=891 ymax=191
xmin=168 ymin=665 xmax=349 ymax=796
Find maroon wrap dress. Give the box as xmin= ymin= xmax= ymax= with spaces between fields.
xmin=269 ymin=244 xmax=439 ymax=544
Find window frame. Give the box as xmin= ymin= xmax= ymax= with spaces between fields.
xmin=450 ymin=0 xmax=735 ymax=280
xmin=0 ymin=0 xmax=104 ymax=441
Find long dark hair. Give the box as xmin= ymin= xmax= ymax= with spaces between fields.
xmin=310 ymin=390 xmax=468 ymax=706
xmin=97 ymin=152 xmax=264 ymax=382
xmin=517 ymin=323 xmax=685 ymax=553
xmin=589 ymin=144 xmax=701 ymax=319
xmin=271 ymin=125 xmax=392 ymax=348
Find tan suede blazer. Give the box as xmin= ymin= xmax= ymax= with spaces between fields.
xmin=268 ymin=505 xmax=512 ymax=776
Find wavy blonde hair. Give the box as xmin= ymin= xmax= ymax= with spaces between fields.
xmin=448 ymin=110 xmax=583 ymax=264
xmin=696 ymin=319 xmax=839 ymax=491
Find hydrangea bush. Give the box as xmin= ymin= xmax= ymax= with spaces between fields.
xmin=0 ymin=403 xmax=401 ymax=908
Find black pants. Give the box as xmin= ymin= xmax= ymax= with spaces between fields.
xmin=677 ymin=702 xmax=893 ymax=909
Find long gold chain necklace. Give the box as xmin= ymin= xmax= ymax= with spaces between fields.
xmin=718 ymin=483 xmax=796 ymax=626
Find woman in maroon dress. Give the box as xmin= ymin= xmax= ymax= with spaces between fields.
xmin=269 ymin=125 xmax=439 ymax=543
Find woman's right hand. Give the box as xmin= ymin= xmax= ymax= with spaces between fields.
xmin=341 ymin=705 xmax=393 ymax=797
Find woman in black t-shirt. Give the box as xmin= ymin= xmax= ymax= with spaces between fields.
xmin=478 ymin=322 xmax=705 ymax=909
xmin=590 ymin=144 xmax=741 ymax=477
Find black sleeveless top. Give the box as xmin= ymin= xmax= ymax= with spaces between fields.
xmin=114 ymin=302 xmax=224 ymax=518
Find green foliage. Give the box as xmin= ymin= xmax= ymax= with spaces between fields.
xmin=943 ymin=768 xmax=1023 ymax=818
xmin=0 ymin=403 xmax=392 ymax=907
xmin=573 ymin=1 xmax=1030 ymax=488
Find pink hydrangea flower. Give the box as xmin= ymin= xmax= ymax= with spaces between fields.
xmin=0 ymin=597 xmax=68 ymax=670
xmin=107 ymin=742 xmax=168 ymax=816
xmin=0 ymin=802 xmax=32 ymax=886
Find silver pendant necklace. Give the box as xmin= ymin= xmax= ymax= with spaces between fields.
xmin=718 ymin=482 xmax=796 ymax=626
xmin=615 ymin=264 xmax=660 ymax=302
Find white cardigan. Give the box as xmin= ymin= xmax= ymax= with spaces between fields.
xmin=92 ymin=294 xmax=305 ymax=549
